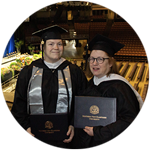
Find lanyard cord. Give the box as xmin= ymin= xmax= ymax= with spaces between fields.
xmin=61 ymin=69 xmax=70 ymax=126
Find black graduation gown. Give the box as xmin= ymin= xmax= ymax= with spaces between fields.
xmin=11 ymin=58 xmax=87 ymax=148
xmin=76 ymin=77 xmax=140 ymax=148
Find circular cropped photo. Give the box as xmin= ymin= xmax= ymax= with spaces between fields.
xmin=1 ymin=1 xmax=149 ymax=149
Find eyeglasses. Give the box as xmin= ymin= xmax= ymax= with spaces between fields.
xmin=88 ymin=57 xmax=109 ymax=64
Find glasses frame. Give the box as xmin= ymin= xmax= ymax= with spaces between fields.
xmin=88 ymin=57 xmax=109 ymax=64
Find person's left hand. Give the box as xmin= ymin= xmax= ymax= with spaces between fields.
xmin=63 ymin=125 xmax=74 ymax=143
xmin=83 ymin=126 xmax=94 ymax=136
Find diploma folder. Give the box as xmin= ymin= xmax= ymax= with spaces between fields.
xmin=74 ymin=96 xmax=116 ymax=128
xmin=30 ymin=113 xmax=68 ymax=141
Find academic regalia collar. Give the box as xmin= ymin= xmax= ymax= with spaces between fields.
xmin=44 ymin=57 xmax=66 ymax=69
xmin=31 ymin=58 xmax=71 ymax=70
xmin=94 ymin=75 xmax=107 ymax=86
xmin=93 ymin=73 xmax=143 ymax=109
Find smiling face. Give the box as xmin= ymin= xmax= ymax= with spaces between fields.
xmin=43 ymin=39 xmax=63 ymax=63
xmin=89 ymin=50 xmax=112 ymax=78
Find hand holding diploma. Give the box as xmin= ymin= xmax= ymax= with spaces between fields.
xmin=84 ymin=126 xmax=94 ymax=136
xmin=27 ymin=127 xmax=35 ymax=137
xmin=63 ymin=125 xmax=74 ymax=143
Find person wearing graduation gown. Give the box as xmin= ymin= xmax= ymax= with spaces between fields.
xmin=11 ymin=25 xmax=87 ymax=148
xmin=76 ymin=34 xmax=143 ymax=148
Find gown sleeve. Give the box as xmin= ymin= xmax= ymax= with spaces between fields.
xmin=91 ymin=81 xmax=140 ymax=145
xmin=77 ymin=70 xmax=88 ymax=96
xmin=69 ymin=64 xmax=88 ymax=126
xmin=11 ymin=66 xmax=32 ymax=130
xmin=70 ymin=64 xmax=88 ymax=96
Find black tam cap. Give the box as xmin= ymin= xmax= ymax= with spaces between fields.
xmin=32 ymin=25 xmax=68 ymax=44
xmin=89 ymin=34 xmax=124 ymax=56
xmin=32 ymin=25 xmax=68 ymax=59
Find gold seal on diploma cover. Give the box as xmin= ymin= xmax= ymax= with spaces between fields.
xmin=90 ymin=105 xmax=99 ymax=115
xmin=45 ymin=121 xmax=53 ymax=129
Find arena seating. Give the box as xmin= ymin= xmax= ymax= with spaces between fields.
xmin=142 ymin=84 xmax=148 ymax=101
xmin=109 ymin=22 xmax=146 ymax=57
xmin=73 ymin=22 xmax=106 ymax=38
xmin=74 ymin=22 xmax=90 ymax=34
xmin=57 ymin=23 xmax=70 ymax=31
xmin=89 ymin=22 xmax=107 ymax=40
xmin=72 ymin=21 xmax=147 ymax=61
xmin=118 ymin=61 xmax=149 ymax=101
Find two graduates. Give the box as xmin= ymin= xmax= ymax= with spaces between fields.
xmin=12 ymin=25 xmax=142 ymax=148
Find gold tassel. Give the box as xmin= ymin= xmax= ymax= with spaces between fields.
xmin=41 ymin=39 xmax=44 ymax=45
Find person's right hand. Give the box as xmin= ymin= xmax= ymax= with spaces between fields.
xmin=26 ymin=127 xmax=35 ymax=136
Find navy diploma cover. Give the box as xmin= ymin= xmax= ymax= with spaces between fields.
xmin=74 ymin=96 xmax=116 ymax=128
xmin=30 ymin=113 xmax=68 ymax=141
